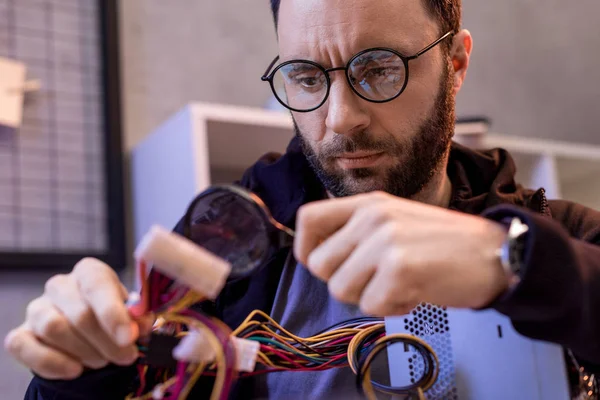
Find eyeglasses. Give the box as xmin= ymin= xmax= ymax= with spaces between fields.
xmin=261 ymin=31 xmax=454 ymax=113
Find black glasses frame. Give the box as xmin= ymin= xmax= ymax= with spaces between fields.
xmin=261 ymin=31 xmax=454 ymax=113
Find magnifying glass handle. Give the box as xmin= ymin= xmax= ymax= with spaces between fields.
xmin=278 ymin=229 xmax=295 ymax=249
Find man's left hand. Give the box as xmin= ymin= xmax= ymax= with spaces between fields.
xmin=294 ymin=192 xmax=510 ymax=316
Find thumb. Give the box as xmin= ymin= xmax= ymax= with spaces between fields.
xmin=136 ymin=313 xmax=156 ymax=339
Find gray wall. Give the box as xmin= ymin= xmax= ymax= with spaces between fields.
xmin=458 ymin=0 xmax=600 ymax=145
xmin=120 ymin=1 xmax=600 ymax=149
xmin=119 ymin=0 xmax=278 ymax=151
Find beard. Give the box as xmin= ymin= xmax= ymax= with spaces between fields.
xmin=296 ymin=63 xmax=455 ymax=199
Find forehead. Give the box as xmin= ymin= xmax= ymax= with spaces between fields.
xmin=277 ymin=0 xmax=438 ymax=61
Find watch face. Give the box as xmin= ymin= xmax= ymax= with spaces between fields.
xmin=507 ymin=217 xmax=528 ymax=277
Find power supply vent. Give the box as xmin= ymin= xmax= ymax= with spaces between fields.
xmin=403 ymin=303 xmax=458 ymax=400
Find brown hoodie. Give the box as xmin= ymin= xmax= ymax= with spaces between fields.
xmin=25 ymin=140 xmax=600 ymax=399
xmin=448 ymin=143 xmax=600 ymax=368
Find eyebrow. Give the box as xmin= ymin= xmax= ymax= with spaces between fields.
xmin=280 ymin=42 xmax=412 ymax=69
xmin=350 ymin=51 xmax=398 ymax=67
xmin=284 ymin=63 xmax=321 ymax=73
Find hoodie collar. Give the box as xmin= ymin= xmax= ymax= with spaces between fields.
xmin=447 ymin=142 xmax=532 ymax=214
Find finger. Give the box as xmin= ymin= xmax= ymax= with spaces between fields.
xmin=4 ymin=325 xmax=83 ymax=380
xmin=305 ymin=201 xmax=395 ymax=281
xmin=70 ymin=258 xmax=135 ymax=346
xmin=327 ymin=233 xmax=387 ymax=304
xmin=359 ymin=250 xmax=418 ymax=317
xmin=294 ymin=194 xmax=373 ymax=265
xmin=45 ymin=273 xmax=139 ymax=365
xmin=27 ymin=297 xmax=108 ymax=369
xmin=305 ymin=224 xmax=358 ymax=282
xmin=136 ymin=313 xmax=156 ymax=339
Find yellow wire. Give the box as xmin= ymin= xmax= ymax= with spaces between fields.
xmin=167 ymin=290 xmax=206 ymax=314
xmin=159 ymin=314 xmax=227 ymax=400
xmin=360 ymin=334 xmax=439 ymax=400
xmin=126 ymin=377 xmax=178 ymax=400
xmin=347 ymin=325 xmax=384 ymax=374
xmin=257 ymin=351 xmax=276 ymax=367
xmin=233 ymin=309 xmax=382 ymax=344
xmin=178 ymin=362 xmax=208 ymax=400
xmin=265 ymin=324 xmax=365 ymax=343
xmin=136 ymin=287 xmax=437 ymax=400
xmin=162 ymin=315 xmax=225 ymax=400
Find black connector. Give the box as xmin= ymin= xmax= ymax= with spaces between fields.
xmin=145 ymin=333 xmax=182 ymax=369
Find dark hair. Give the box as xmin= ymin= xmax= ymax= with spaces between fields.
xmin=269 ymin=0 xmax=461 ymax=36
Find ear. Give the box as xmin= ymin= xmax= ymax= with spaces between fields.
xmin=450 ymin=29 xmax=473 ymax=95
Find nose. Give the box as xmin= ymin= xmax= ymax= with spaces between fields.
xmin=325 ymin=75 xmax=371 ymax=136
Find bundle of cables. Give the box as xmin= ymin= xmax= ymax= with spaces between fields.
xmin=124 ymin=185 xmax=440 ymax=400
xmin=125 ymin=250 xmax=439 ymax=400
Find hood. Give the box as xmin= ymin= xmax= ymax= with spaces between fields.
xmin=447 ymin=142 xmax=542 ymax=215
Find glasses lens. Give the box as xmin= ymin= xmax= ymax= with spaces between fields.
xmin=186 ymin=189 xmax=271 ymax=279
xmin=272 ymin=62 xmax=327 ymax=111
xmin=348 ymin=50 xmax=406 ymax=101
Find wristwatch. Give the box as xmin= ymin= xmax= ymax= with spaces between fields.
xmin=497 ymin=217 xmax=530 ymax=288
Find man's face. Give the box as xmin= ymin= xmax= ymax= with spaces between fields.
xmin=277 ymin=0 xmax=456 ymax=198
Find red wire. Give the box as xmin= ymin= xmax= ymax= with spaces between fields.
xmin=136 ymin=364 xmax=146 ymax=397
xmin=164 ymin=362 xmax=187 ymax=400
xmin=323 ymin=336 xmax=353 ymax=347
xmin=259 ymin=345 xmax=308 ymax=368
xmin=246 ymin=354 xmax=348 ymax=376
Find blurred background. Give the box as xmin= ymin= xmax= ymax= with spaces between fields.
xmin=1 ymin=0 xmax=599 ymax=398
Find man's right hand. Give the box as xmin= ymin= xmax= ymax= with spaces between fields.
xmin=3 ymin=258 xmax=154 ymax=380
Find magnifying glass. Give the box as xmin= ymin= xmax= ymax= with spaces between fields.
xmin=182 ymin=184 xmax=295 ymax=279
xmin=143 ymin=184 xmax=295 ymax=312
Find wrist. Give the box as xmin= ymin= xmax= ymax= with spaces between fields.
xmin=496 ymin=217 xmax=529 ymax=289
xmin=471 ymin=220 xmax=512 ymax=308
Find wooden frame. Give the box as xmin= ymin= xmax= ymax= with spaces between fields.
xmin=2 ymin=0 xmax=126 ymax=271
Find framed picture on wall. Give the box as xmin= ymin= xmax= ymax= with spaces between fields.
xmin=0 ymin=0 xmax=126 ymax=270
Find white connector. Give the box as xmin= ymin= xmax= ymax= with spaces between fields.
xmin=173 ymin=330 xmax=216 ymax=364
xmin=152 ymin=383 xmax=166 ymax=399
xmin=173 ymin=332 xmax=259 ymax=372
xmin=232 ymin=337 xmax=260 ymax=372
xmin=134 ymin=225 xmax=232 ymax=299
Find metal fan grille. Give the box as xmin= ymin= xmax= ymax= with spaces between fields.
xmin=404 ymin=304 xmax=458 ymax=400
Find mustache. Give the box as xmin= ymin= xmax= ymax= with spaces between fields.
xmin=318 ymin=131 xmax=396 ymax=158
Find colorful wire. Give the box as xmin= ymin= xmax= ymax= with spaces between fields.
xmin=127 ymin=262 xmax=439 ymax=400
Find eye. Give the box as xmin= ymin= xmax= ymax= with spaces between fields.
xmin=290 ymin=74 xmax=325 ymax=90
xmin=365 ymin=67 xmax=391 ymax=77
xmin=279 ymin=62 xmax=326 ymax=93
xmin=295 ymin=76 xmax=320 ymax=88
xmin=350 ymin=51 xmax=404 ymax=82
xmin=364 ymin=64 xmax=403 ymax=78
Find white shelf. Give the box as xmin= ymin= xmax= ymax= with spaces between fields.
xmin=131 ymin=103 xmax=294 ymax=244
xmin=131 ymin=102 xmax=600 ymax=245
xmin=484 ymin=133 xmax=600 ymax=162
xmin=474 ymin=133 xmax=600 ymax=209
